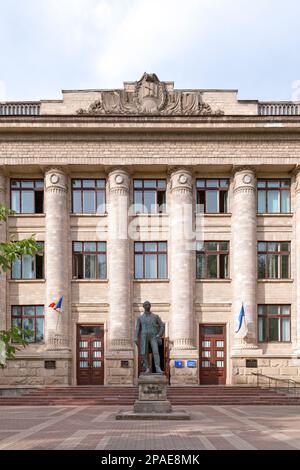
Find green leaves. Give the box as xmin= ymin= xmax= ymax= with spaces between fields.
xmin=0 ymin=205 xmax=14 ymax=221
xmin=0 ymin=203 xmax=40 ymax=273
xmin=0 ymin=326 xmax=32 ymax=368
xmin=0 ymin=203 xmax=40 ymax=364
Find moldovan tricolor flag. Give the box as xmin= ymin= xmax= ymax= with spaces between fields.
xmin=48 ymin=296 xmax=63 ymax=312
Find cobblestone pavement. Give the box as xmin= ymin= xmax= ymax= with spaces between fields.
xmin=0 ymin=405 xmax=300 ymax=450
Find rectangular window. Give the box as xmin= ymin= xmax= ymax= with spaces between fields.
xmin=257 ymin=242 xmax=290 ymax=279
xmin=258 ymin=305 xmax=291 ymax=342
xmin=10 ymin=180 xmax=44 ymax=214
xmin=73 ymin=242 xmax=107 ymax=279
xmin=11 ymin=305 xmax=44 ymax=343
xmin=134 ymin=179 xmax=166 ymax=214
xmin=196 ymin=241 xmax=229 ymax=279
xmin=72 ymin=179 xmax=106 ymax=214
xmin=257 ymin=180 xmax=290 ymax=214
xmin=134 ymin=241 xmax=167 ymax=279
xmin=11 ymin=242 xmax=44 ymax=280
xmin=196 ymin=179 xmax=229 ymax=214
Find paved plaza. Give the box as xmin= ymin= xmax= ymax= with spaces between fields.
xmin=0 ymin=405 xmax=300 ymax=450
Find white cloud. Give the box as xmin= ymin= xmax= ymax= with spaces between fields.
xmin=95 ymin=0 xmax=204 ymax=85
xmin=0 ymin=81 xmax=6 ymax=101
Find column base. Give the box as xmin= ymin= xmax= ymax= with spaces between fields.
xmin=169 ymin=348 xmax=199 ymax=385
xmin=46 ymin=334 xmax=70 ymax=352
xmin=106 ymin=349 xmax=134 ymax=386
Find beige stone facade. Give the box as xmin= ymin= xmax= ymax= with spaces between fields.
xmin=1 ymin=73 xmax=300 ymax=387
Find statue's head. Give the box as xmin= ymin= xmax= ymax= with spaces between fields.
xmin=143 ymin=300 xmax=151 ymax=312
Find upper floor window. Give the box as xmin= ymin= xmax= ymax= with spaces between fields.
xmin=134 ymin=179 xmax=166 ymax=214
xmin=73 ymin=242 xmax=107 ymax=279
xmin=257 ymin=179 xmax=290 ymax=214
xmin=196 ymin=241 xmax=229 ymax=279
xmin=134 ymin=241 xmax=167 ymax=279
xmin=72 ymin=179 xmax=106 ymax=214
xmin=11 ymin=242 xmax=44 ymax=280
xmin=11 ymin=180 xmax=44 ymax=214
xmin=11 ymin=305 xmax=44 ymax=343
xmin=257 ymin=242 xmax=290 ymax=279
xmin=196 ymin=179 xmax=229 ymax=214
xmin=258 ymin=305 xmax=291 ymax=342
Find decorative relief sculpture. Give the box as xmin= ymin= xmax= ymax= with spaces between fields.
xmin=77 ymin=73 xmax=224 ymax=116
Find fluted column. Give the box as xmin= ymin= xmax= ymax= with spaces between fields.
xmin=106 ymin=168 xmax=133 ymax=385
xmin=169 ymin=168 xmax=197 ymax=384
xmin=231 ymin=166 xmax=257 ymax=351
xmin=45 ymin=168 xmax=70 ymax=350
xmin=294 ymin=168 xmax=300 ymax=354
xmin=0 ymin=171 xmax=6 ymax=331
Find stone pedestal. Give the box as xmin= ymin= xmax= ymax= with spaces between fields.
xmin=134 ymin=374 xmax=171 ymax=413
xmin=116 ymin=374 xmax=190 ymax=420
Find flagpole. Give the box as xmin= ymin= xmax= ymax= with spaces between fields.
xmin=55 ymin=312 xmax=60 ymax=331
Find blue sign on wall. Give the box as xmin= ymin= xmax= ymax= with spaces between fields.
xmin=187 ymin=360 xmax=197 ymax=368
xmin=174 ymin=360 xmax=184 ymax=368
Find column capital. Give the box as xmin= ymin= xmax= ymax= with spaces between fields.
xmin=107 ymin=167 xmax=130 ymax=194
xmin=232 ymin=165 xmax=256 ymax=176
xmin=232 ymin=166 xmax=256 ymax=194
xmin=169 ymin=167 xmax=193 ymax=194
xmin=292 ymin=165 xmax=300 ymax=191
xmin=45 ymin=167 xmax=68 ymax=193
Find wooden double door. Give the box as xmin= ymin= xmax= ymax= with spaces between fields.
xmin=199 ymin=324 xmax=226 ymax=385
xmin=77 ymin=324 xmax=104 ymax=385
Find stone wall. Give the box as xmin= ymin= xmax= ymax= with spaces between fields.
xmin=0 ymin=359 xmax=71 ymax=386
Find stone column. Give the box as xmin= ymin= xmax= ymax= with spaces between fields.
xmin=294 ymin=168 xmax=300 ymax=354
xmin=45 ymin=168 xmax=70 ymax=351
xmin=106 ymin=168 xmax=133 ymax=385
xmin=169 ymin=168 xmax=198 ymax=385
xmin=0 ymin=171 xmax=6 ymax=331
xmin=231 ymin=166 xmax=257 ymax=353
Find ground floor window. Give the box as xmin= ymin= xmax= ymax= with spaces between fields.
xmin=258 ymin=304 xmax=291 ymax=342
xmin=11 ymin=305 xmax=44 ymax=342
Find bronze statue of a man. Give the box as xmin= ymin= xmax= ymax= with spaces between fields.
xmin=134 ymin=300 xmax=165 ymax=374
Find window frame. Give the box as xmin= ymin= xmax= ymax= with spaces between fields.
xmin=258 ymin=304 xmax=291 ymax=343
xmin=133 ymin=179 xmax=167 ymax=214
xmin=72 ymin=241 xmax=107 ymax=280
xmin=11 ymin=305 xmax=45 ymax=343
xmin=257 ymin=179 xmax=291 ymax=214
xmin=196 ymin=241 xmax=230 ymax=279
xmin=11 ymin=242 xmax=44 ymax=280
xmin=10 ymin=179 xmax=44 ymax=214
xmin=196 ymin=178 xmax=229 ymax=214
xmin=71 ymin=179 xmax=106 ymax=214
xmin=134 ymin=241 xmax=168 ymax=279
xmin=257 ymin=241 xmax=290 ymax=279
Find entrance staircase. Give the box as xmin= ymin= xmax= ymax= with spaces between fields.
xmin=1 ymin=385 xmax=300 ymax=406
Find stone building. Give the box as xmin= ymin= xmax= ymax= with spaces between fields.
xmin=0 ymin=72 xmax=300 ymax=387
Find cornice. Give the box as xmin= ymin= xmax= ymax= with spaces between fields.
xmin=1 ymin=114 xmax=300 ymax=135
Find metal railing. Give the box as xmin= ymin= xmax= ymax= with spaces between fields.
xmin=252 ymin=371 xmax=300 ymax=396
xmin=258 ymin=102 xmax=299 ymax=116
xmin=0 ymin=102 xmax=40 ymax=116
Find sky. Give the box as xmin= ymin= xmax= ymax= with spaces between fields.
xmin=0 ymin=0 xmax=299 ymax=102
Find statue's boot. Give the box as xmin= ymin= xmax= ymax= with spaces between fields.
xmin=153 ymin=354 xmax=163 ymax=374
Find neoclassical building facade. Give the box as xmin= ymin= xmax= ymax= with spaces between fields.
xmin=1 ymin=73 xmax=300 ymax=387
